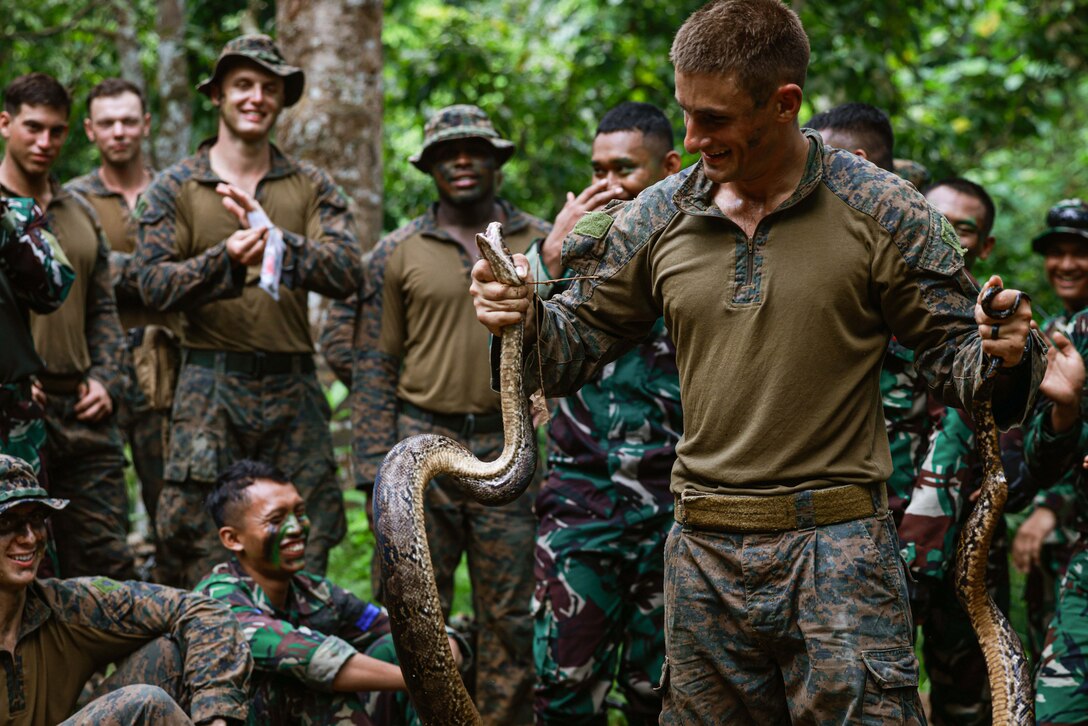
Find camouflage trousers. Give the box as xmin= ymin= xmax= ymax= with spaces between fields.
xmin=41 ymin=392 xmax=135 ymax=580
xmin=387 ymin=411 xmax=538 ymax=726
xmin=1025 ymin=541 xmax=1075 ymax=661
xmin=1035 ymin=540 xmax=1088 ymax=726
xmin=533 ymin=469 xmax=670 ymax=725
xmin=920 ymin=528 xmax=1010 ymax=726
xmin=69 ymin=635 xmax=193 ymax=724
xmin=661 ymin=492 xmax=925 ymax=725
xmin=250 ymin=632 xmax=419 ymax=726
xmin=156 ymin=363 xmax=344 ymax=588
xmin=116 ymin=373 xmax=167 ymax=527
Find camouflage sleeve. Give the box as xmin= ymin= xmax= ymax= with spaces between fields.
xmin=60 ymin=577 xmax=251 ymax=723
xmin=351 ymin=238 xmax=403 ymax=488
xmin=898 ymin=407 xmax=975 ymax=579
xmin=74 ymin=196 xmax=127 ymax=400
xmin=874 ymin=199 xmax=1046 ymax=429
xmin=109 ymin=249 xmax=144 ymax=306
xmin=525 ymin=198 xmax=664 ymax=396
xmin=1024 ymin=401 xmax=1083 ymax=493
xmin=135 ymin=173 xmax=247 ymax=312
xmin=280 ymin=164 xmax=364 ymax=299
xmin=0 ymin=197 xmax=75 ymax=313
xmin=319 ymin=293 xmax=358 ymax=387
xmin=198 ymin=576 xmax=356 ymax=692
xmin=327 ymin=580 xmax=391 ymax=652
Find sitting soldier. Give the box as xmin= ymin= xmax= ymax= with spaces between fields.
xmin=0 ymin=453 xmax=250 ymax=725
xmin=196 ymin=459 xmax=468 ymax=725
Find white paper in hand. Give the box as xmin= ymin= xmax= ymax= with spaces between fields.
xmin=248 ymin=208 xmax=284 ymax=300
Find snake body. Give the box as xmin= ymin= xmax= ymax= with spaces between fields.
xmin=953 ymin=285 xmax=1034 ymax=725
xmin=373 ymin=221 xmax=537 ymax=725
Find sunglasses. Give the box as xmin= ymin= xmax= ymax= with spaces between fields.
xmin=0 ymin=509 xmax=51 ymax=536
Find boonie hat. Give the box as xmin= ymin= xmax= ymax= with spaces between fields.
xmin=197 ymin=34 xmax=305 ymax=108
xmin=0 ymin=454 xmax=68 ymax=517
xmin=1032 ymin=199 xmax=1088 ymax=253
xmin=410 ymin=104 xmax=515 ymax=172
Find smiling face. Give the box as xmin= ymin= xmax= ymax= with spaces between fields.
xmin=674 ymin=71 xmax=785 ymax=186
xmin=0 ymin=103 xmax=69 ymax=180
xmin=1043 ymin=235 xmax=1088 ymax=313
xmin=0 ymin=503 xmax=50 ymax=593
xmin=85 ymin=91 xmax=150 ymax=167
xmin=925 ymin=185 xmax=995 ymax=267
xmin=590 ymin=130 xmax=672 ymax=200
xmin=222 ymin=479 xmax=310 ymax=580
xmin=211 ymin=63 xmax=285 ymax=143
xmin=429 ymin=138 xmax=499 ymax=207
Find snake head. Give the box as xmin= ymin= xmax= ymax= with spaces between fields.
xmin=476 ymin=221 xmax=523 ymax=287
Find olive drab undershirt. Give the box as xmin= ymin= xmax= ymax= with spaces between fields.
xmin=5 ymin=180 xmax=125 ymax=394
xmin=527 ymin=130 xmax=1047 ymax=500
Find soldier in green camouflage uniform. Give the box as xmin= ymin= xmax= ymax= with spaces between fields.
xmin=527 ymin=102 xmax=683 ymax=725
xmin=135 ymin=36 xmax=363 ymax=587
xmin=471 ymin=3 xmax=1044 ymax=720
xmin=1 ymin=73 xmax=133 ymax=580
xmin=1021 ymin=301 xmax=1088 ymax=725
xmin=68 ymin=78 xmax=173 ymax=532
xmin=0 ymin=454 xmax=251 ymax=725
xmin=0 ymin=196 xmax=74 ymax=473
xmin=327 ymin=105 xmax=549 ymax=725
xmin=195 ymin=459 xmax=469 ymax=725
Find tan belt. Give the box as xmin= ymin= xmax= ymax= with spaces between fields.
xmin=675 ymin=483 xmax=887 ymax=533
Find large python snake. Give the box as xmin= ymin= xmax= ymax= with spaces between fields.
xmin=373 ymin=221 xmax=538 ymax=725
xmin=953 ymin=284 xmax=1034 ymax=725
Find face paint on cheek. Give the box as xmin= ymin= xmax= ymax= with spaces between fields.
xmin=264 ymin=513 xmax=307 ymax=569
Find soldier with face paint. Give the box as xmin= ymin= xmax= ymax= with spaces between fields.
xmin=196 ymin=459 xmax=465 ymax=725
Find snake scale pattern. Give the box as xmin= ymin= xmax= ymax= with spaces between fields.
xmin=953 ymin=284 xmax=1034 ymax=725
xmin=373 ymin=221 xmax=537 ymax=725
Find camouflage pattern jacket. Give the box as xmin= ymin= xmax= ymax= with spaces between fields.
xmin=0 ymin=196 xmax=75 ymax=385
xmin=196 ymin=559 xmax=390 ymax=691
xmin=1 ymin=577 xmax=251 ymax=725
xmin=520 ymin=130 xmax=1046 ymax=499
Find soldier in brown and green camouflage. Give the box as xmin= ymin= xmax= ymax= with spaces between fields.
xmin=68 ymin=77 xmax=174 ymax=532
xmin=1 ymin=72 xmax=134 ymax=580
xmin=135 ymin=35 xmax=363 ymax=588
xmin=471 ymin=3 xmax=1045 ymax=721
xmin=0 ymin=453 xmax=252 ymax=725
xmin=0 ymin=196 xmax=74 ymax=473
xmin=324 ymin=104 xmax=548 ymax=725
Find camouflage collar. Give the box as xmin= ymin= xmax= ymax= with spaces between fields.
xmin=18 ymin=582 xmax=54 ymax=642
xmin=190 ymin=138 xmax=299 ymax=185
xmin=417 ymin=198 xmax=532 ymax=243
xmin=673 ymin=127 xmax=825 ymax=219
xmin=223 ymin=558 xmax=333 ymax=618
xmin=0 ymin=177 xmax=68 ymax=210
xmin=77 ymin=166 xmax=157 ymax=198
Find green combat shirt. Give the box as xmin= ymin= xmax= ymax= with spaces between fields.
xmin=0 ymin=577 xmax=251 ymax=725
xmin=4 ymin=180 xmax=126 ymax=399
xmin=135 ymin=140 xmax=363 ymax=353
xmin=524 ymin=130 xmax=1045 ymax=499
xmin=67 ymin=167 xmax=177 ymax=333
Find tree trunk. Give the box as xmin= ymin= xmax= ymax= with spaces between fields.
xmin=113 ymin=0 xmax=144 ymax=92
xmin=154 ymin=0 xmax=191 ymax=168
xmin=275 ymin=0 xmax=383 ymax=251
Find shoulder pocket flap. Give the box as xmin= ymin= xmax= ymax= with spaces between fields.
xmin=916 ymin=208 xmax=965 ymax=277
xmin=861 ymin=646 xmax=919 ymax=689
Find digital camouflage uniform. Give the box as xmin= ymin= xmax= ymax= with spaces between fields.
xmin=135 ymin=141 xmax=362 ymax=588
xmin=533 ymin=310 xmax=680 ymax=724
xmin=67 ymin=167 xmax=173 ymax=528
xmin=8 ymin=179 xmax=134 ymax=580
xmin=1023 ymin=309 xmax=1088 ymax=725
xmin=513 ymin=131 xmax=1045 ymax=723
xmin=0 ymin=197 xmax=74 ymax=473
xmin=197 ymin=559 xmax=430 ymax=726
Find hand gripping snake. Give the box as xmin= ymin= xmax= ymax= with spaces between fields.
xmin=373 ymin=222 xmax=537 ymax=725
xmin=953 ymin=284 xmax=1034 ymax=725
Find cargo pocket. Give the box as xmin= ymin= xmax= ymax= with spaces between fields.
xmin=861 ymin=646 xmax=919 ymax=690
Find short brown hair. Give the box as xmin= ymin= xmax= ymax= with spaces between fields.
xmin=87 ymin=78 xmax=146 ymax=115
xmin=2 ymin=73 xmax=71 ymax=117
xmin=670 ymin=0 xmax=810 ymax=106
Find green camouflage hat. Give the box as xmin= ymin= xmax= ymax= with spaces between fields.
xmin=0 ymin=454 xmax=67 ymax=516
xmin=410 ymin=104 xmax=515 ymax=172
xmin=197 ymin=34 xmax=305 ymax=108
xmin=1032 ymin=198 xmax=1088 ymax=253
